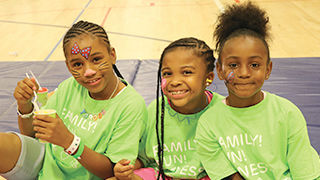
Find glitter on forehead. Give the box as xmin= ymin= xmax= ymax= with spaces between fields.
xmin=71 ymin=42 xmax=92 ymax=60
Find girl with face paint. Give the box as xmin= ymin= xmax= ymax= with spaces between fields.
xmin=195 ymin=2 xmax=320 ymax=179
xmin=112 ymin=38 xmax=243 ymax=180
xmin=1 ymin=21 xmax=147 ymax=180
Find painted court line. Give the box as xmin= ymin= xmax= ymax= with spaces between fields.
xmin=43 ymin=0 xmax=92 ymax=61
xmin=101 ymin=7 xmax=112 ymax=26
xmin=213 ymin=0 xmax=224 ymax=12
xmin=0 ymin=19 xmax=68 ymax=28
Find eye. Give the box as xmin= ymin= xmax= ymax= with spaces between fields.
xmin=162 ymin=71 xmax=172 ymax=77
xmin=93 ymin=56 xmax=102 ymax=63
xmin=228 ymin=63 xmax=238 ymax=69
xmin=250 ymin=63 xmax=260 ymax=68
xmin=183 ymin=70 xmax=193 ymax=75
xmin=73 ymin=62 xmax=82 ymax=68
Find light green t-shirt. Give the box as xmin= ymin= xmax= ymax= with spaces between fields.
xmin=196 ymin=91 xmax=320 ymax=180
xmin=38 ymin=77 xmax=147 ymax=180
xmin=139 ymin=92 xmax=224 ymax=179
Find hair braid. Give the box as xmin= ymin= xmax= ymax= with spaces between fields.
xmin=63 ymin=20 xmax=123 ymax=79
xmin=155 ymin=37 xmax=215 ymax=179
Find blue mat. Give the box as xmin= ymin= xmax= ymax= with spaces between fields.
xmin=0 ymin=58 xmax=319 ymax=154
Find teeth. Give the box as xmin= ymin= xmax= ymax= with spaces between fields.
xmin=171 ymin=90 xmax=185 ymax=95
xmin=88 ymin=79 xmax=98 ymax=83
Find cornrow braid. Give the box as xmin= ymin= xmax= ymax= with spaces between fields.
xmin=155 ymin=37 xmax=215 ymax=179
xmin=214 ymin=1 xmax=271 ymax=63
xmin=63 ymin=20 xmax=123 ymax=79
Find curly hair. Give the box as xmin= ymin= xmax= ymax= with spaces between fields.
xmin=214 ymin=1 xmax=271 ymax=63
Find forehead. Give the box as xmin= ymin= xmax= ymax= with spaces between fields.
xmin=66 ymin=34 xmax=107 ymax=51
xmin=221 ymin=36 xmax=268 ymax=59
xmin=162 ymin=48 xmax=206 ymax=69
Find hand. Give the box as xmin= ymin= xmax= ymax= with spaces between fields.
xmin=32 ymin=113 xmax=73 ymax=149
xmin=114 ymin=159 xmax=134 ymax=180
xmin=14 ymin=77 xmax=38 ymax=114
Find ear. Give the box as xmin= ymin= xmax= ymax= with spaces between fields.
xmin=265 ymin=61 xmax=273 ymax=80
xmin=109 ymin=47 xmax=117 ymax=65
xmin=205 ymin=71 xmax=214 ymax=86
xmin=216 ymin=62 xmax=224 ymax=80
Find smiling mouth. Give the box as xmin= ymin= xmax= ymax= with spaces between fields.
xmin=168 ymin=90 xmax=189 ymax=98
xmin=85 ymin=78 xmax=101 ymax=85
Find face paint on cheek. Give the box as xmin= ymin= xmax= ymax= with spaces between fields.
xmin=225 ymin=71 xmax=235 ymax=84
xmin=70 ymin=70 xmax=81 ymax=79
xmin=71 ymin=42 xmax=92 ymax=60
xmin=161 ymin=78 xmax=167 ymax=95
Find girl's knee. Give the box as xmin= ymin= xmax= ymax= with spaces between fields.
xmin=0 ymin=132 xmax=21 ymax=151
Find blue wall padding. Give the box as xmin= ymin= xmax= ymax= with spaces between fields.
xmin=0 ymin=57 xmax=319 ymax=153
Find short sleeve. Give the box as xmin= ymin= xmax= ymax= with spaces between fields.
xmin=195 ymin=117 xmax=237 ymax=179
xmin=286 ymin=107 xmax=320 ymax=180
xmin=104 ymin=102 xmax=147 ymax=164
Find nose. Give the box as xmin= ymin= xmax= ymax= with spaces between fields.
xmin=169 ymin=76 xmax=182 ymax=87
xmin=237 ymin=65 xmax=250 ymax=78
xmin=84 ymin=66 xmax=97 ymax=77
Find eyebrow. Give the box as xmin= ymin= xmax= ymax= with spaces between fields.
xmin=91 ymin=52 xmax=102 ymax=56
xmin=69 ymin=58 xmax=81 ymax=63
xmin=161 ymin=65 xmax=196 ymax=71
xmin=225 ymin=55 xmax=263 ymax=60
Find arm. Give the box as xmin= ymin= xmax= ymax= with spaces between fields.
xmin=14 ymin=77 xmax=38 ymax=137
xmin=286 ymin=107 xmax=320 ymax=179
xmin=33 ymin=114 xmax=115 ymax=178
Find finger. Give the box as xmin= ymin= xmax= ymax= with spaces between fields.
xmin=35 ymin=132 xmax=49 ymax=141
xmin=33 ymin=115 xmax=55 ymax=123
xmin=116 ymin=164 xmax=134 ymax=173
xmin=118 ymin=159 xmax=131 ymax=166
xmin=33 ymin=125 xmax=48 ymax=134
xmin=33 ymin=119 xmax=51 ymax=127
xmin=15 ymin=90 xmax=33 ymax=102
xmin=22 ymin=78 xmax=37 ymax=92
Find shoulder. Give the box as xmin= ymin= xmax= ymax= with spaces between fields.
xmin=56 ymin=76 xmax=81 ymax=91
xmin=114 ymin=81 xmax=147 ymax=116
xmin=265 ymin=91 xmax=302 ymax=115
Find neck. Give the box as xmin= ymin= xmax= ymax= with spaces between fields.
xmin=226 ymin=91 xmax=264 ymax=108
xmin=90 ymin=76 xmax=122 ymax=100
xmin=171 ymin=92 xmax=209 ymax=115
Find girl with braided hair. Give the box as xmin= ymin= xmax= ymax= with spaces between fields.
xmin=0 ymin=20 xmax=147 ymax=179
xmin=112 ymin=37 xmax=242 ymax=180
xmin=195 ymin=1 xmax=320 ymax=179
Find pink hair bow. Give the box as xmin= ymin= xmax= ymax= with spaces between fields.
xmin=71 ymin=42 xmax=91 ymax=59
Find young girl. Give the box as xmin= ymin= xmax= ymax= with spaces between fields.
xmin=195 ymin=2 xmax=320 ymax=180
xmin=112 ymin=38 xmax=242 ymax=180
xmin=0 ymin=20 xmax=147 ymax=180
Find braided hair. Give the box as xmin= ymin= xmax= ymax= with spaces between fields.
xmin=63 ymin=20 xmax=123 ymax=79
xmin=155 ymin=37 xmax=215 ymax=179
xmin=214 ymin=1 xmax=271 ymax=63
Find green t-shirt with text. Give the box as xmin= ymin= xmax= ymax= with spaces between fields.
xmin=139 ymin=92 xmax=224 ymax=179
xmin=38 ymin=77 xmax=147 ymax=180
xmin=196 ymin=91 xmax=320 ymax=180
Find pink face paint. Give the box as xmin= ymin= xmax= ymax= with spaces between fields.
xmin=71 ymin=42 xmax=92 ymax=60
xmin=161 ymin=78 xmax=167 ymax=94
xmin=84 ymin=68 xmax=96 ymax=77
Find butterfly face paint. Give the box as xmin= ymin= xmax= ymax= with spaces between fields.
xmin=71 ymin=42 xmax=92 ymax=59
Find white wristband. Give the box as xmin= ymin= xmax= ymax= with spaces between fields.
xmin=65 ymin=135 xmax=81 ymax=155
xmin=17 ymin=103 xmax=35 ymax=118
